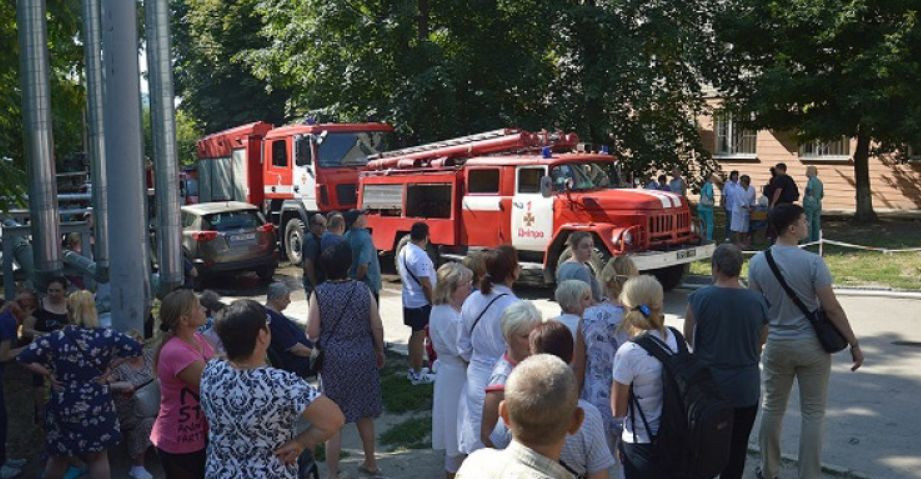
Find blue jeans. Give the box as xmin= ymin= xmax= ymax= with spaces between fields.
xmin=699 ymin=208 xmax=714 ymax=242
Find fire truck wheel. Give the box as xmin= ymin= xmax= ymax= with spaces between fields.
xmin=650 ymin=264 xmax=689 ymax=291
xmin=284 ymin=219 xmax=307 ymax=266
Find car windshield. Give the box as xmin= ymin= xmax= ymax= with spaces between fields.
xmin=203 ymin=210 xmax=263 ymax=232
xmin=317 ymin=131 xmax=391 ymax=168
xmin=550 ymin=161 xmax=622 ymax=192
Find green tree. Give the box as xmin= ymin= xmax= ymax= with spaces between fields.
xmin=170 ymin=0 xmax=291 ymax=133
xmin=713 ymin=0 xmax=921 ymax=221
xmin=242 ymin=0 xmax=730 ymax=181
xmin=143 ymin=105 xmax=202 ymax=166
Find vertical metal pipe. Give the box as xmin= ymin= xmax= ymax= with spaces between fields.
xmin=145 ymin=0 xmax=183 ymax=294
xmin=82 ymin=0 xmax=109 ymax=274
xmin=102 ymin=0 xmax=150 ymax=333
xmin=16 ymin=0 xmax=62 ymax=283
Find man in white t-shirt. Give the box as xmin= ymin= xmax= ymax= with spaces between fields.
xmin=399 ymin=222 xmax=437 ymax=385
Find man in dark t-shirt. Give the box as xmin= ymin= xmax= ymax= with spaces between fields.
xmin=683 ymin=244 xmax=769 ymax=479
xmin=769 ymin=163 xmax=799 ymax=207
xmin=265 ymin=283 xmax=313 ymax=378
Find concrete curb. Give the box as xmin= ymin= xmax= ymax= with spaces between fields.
xmin=746 ymin=444 xmax=873 ymax=479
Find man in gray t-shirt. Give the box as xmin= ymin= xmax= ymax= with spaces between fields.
xmin=748 ymin=243 xmax=832 ymax=340
xmin=746 ymin=204 xmax=863 ymax=479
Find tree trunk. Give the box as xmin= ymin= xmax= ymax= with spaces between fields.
xmin=417 ymin=0 xmax=429 ymax=40
xmin=853 ymin=131 xmax=878 ymax=222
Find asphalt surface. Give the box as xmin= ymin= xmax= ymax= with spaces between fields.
xmin=202 ymin=263 xmax=921 ymax=479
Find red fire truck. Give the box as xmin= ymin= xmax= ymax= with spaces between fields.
xmin=357 ymin=129 xmax=714 ymax=289
xmin=195 ymin=121 xmax=394 ymax=263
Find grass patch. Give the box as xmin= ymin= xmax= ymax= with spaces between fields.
xmin=691 ymin=212 xmax=921 ymax=290
xmin=380 ymin=416 xmax=432 ymax=450
xmin=380 ymin=350 xmax=433 ymax=414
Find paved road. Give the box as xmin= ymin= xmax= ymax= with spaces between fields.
xmin=209 ymin=264 xmax=921 ymax=479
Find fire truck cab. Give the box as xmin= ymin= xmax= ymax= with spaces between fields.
xmin=358 ymin=129 xmax=714 ymax=289
xmin=196 ymin=121 xmax=393 ymax=264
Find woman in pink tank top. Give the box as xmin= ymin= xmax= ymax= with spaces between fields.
xmin=150 ymin=289 xmax=214 ymax=479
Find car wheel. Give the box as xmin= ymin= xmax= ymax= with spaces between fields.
xmin=285 ymin=219 xmax=306 ymax=265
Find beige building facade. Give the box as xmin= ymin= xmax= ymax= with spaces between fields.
xmin=695 ymin=99 xmax=921 ymax=212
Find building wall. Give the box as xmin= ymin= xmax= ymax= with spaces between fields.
xmin=695 ymin=101 xmax=921 ymax=212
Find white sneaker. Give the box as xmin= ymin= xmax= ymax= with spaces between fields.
xmin=409 ymin=371 xmax=435 ymax=385
xmin=127 ymin=467 xmax=154 ymax=479
xmin=0 ymin=465 xmax=21 ymax=479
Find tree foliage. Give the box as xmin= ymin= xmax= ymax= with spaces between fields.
xmin=170 ymin=0 xmax=291 ymax=133
xmin=713 ymin=0 xmax=921 ymax=221
xmin=239 ymin=0 xmax=734 ymax=181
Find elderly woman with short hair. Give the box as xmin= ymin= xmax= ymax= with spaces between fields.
xmin=200 ymin=299 xmax=344 ymax=478
xmin=553 ymin=279 xmax=593 ymax=340
xmin=478 ymin=300 xmax=542 ymax=449
xmin=429 ymin=263 xmax=474 ymax=478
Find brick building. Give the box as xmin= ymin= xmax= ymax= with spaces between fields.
xmin=693 ymin=98 xmax=921 ymax=213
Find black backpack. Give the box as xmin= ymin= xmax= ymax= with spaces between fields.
xmin=628 ymin=327 xmax=734 ymax=479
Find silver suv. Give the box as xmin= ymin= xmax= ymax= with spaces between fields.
xmin=181 ymin=202 xmax=277 ymax=287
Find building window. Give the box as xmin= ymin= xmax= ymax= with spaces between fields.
xmin=714 ymin=113 xmax=757 ymax=158
xmin=799 ymin=137 xmax=850 ymax=159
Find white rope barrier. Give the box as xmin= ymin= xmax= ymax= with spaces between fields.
xmin=739 ymin=235 xmax=921 ymax=256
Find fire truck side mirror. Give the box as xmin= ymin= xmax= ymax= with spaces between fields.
xmin=540 ymin=176 xmax=553 ymax=198
xmin=295 ymin=135 xmax=313 ymax=167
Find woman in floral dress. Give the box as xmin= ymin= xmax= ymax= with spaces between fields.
xmin=576 ymin=256 xmax=637 ymax=458
xmin=18 ymin=290 xmax=142 ymax=479
xmin=307 ymin=242 xmax=385 ymax=478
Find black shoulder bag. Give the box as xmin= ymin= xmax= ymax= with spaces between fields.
xmin=764 ymin=249 xmax=847 ymax=353
xmin=314 ymin=283 xmax=358 ymax=372
xmin=469 ymin=293 xmax=509 ymax=334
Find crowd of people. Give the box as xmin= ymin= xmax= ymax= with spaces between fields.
xmin=428 ymin=204 xmax=862 ymax=479
xmin=690 ymin=162 xmax=825 ymax=247
xmin=0 ymin=199 xmax=861 ymax=479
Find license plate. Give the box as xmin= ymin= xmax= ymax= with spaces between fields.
xmin=231 ymin=233 xmax=256 ymax=242
xmin=677 ymin=249 xmax=696 ymax=260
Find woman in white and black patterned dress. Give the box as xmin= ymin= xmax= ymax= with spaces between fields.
xmin=307 ymin=242 xmax=386 ymax=478
xmin=200 ymin=299 xmax=344 ymax=479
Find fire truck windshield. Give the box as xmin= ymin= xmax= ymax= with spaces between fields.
xmin=317 ymin=131 xmax=391 ymax=168
xmin=550 ymin=160 xmax=622 ymax=191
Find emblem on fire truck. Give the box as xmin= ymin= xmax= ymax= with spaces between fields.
xmin=523 ymin=211 xmax=535 ymax=227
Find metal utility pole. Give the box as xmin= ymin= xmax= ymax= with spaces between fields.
xmin=17 ymin=0 xmax=63 ymax=284
xmin=101 ymin=0 xmax=151 ymax=333
xmin=145 ymin=0 xmax=183 ymax=295
xmin=82 ymin=0 xmax=109 ymax=278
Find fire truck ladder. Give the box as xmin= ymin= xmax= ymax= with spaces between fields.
xmin=374 ymin=129 xmax=519 ymax=159
xmin=366 ymin=128 xmax=579 ymax=170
